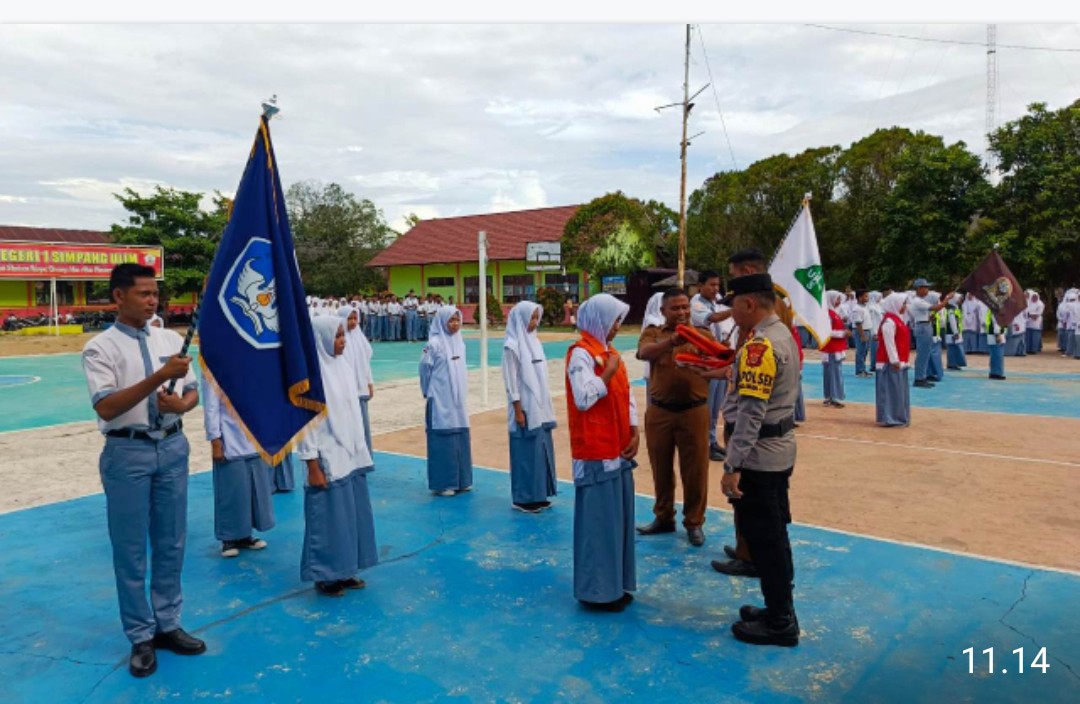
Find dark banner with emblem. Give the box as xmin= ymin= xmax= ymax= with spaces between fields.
xmin=198 ymin=117 xmax=325 ymax=464
xmin=960 ymin=250 xmax=1026 ymax=328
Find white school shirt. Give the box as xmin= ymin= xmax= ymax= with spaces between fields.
xmin=566 ymin=347 xmax=639 ymax=480
xmin=403 ymin=296 xmax=419 ymax=311
xmin=850 ymin=303 xmax=868 ymax=332
xmin=202 ymin=376 xmax=258 ymax=460
xmin=82 ymin=322 xmax=198 ymax=433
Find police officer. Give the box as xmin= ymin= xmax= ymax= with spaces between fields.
xmin=81 ymin=263 xmax=206 ymax=677
xmin=713 ymin=272 xmax=801 ymax=647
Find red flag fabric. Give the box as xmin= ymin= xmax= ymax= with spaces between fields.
xmin=960 ymin=250 xmax=1026 ymax=328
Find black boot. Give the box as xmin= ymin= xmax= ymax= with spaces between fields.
xmin=732 ymin=610 xmax=799 ymax=647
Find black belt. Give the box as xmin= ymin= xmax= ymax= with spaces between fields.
xmin=107 ymin=421 xmax=183 ymax=442
xmin=724 ymin=415 xmax=794 ymax=439
xmin=650 ymin=397 xmax=707 ymax=413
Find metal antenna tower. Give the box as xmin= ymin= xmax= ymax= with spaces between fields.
xmin=986 ymin=25 xmax=999 ymax=182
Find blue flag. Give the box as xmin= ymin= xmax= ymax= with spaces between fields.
xmin=199 ymin=117 xmax=325 ymax=464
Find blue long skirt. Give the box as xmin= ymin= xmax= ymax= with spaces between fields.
xmin=1025 ymin=328 xmax=1042 ymax=353
xmin=822 ymin=357 xmax=845 ymax=402
xmin=509 ymin=422 xmax=557 ymax=505
xmin=1066 ymin=330 xmax=1078 ymax=358
xmin=426 ymin=402 xmax=473 ymax=492
xmin=875 ymin=366 xmax=910 ymax=427
xmin=793 ymin=382 xmax=806 ymax=423
xmin=946 ymin=343 xmax=967 ymax=369
xmin=1057 ymin=329 xmax=1068 ymax=352
xmin=212 ymin=455 xmax=276 ymax=541
xmin=964 ymin=331 xmax=978 ymax=354
xmin=274 ymin=454 xmax=297 ymax=492
xmin=301 ymin=468 xmax=378 ymax=582
xmin=974 ymin=332 xmax=990 ymax=354
xmin=1005 ymin=333 xmax=1026 ymax=357
xmin=573 ymin=460 xmax=636 ymax=603
xmin=359 ymin=396 xmax=373 ymax=452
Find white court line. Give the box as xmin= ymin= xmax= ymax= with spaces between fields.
xmin=799 ymin=432 xmax=1080 ymax=468
xmin=0 ymin=375 xmax=41 ymax=389
xmin=373 ymin=448 xmax=1080 ymax=578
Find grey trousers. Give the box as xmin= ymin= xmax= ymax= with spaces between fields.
xmin=99 ymin=431 xmax=190 ymax=644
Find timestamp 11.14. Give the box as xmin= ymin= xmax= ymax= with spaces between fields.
xmin=963 ymin=646 xmax=1049 ymax=674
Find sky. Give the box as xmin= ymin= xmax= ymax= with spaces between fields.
xmin=2 ymin=22 xmax=1080 ymax=233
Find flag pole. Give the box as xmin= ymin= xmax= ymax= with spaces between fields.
xmin=166 ymin=98 xmax=277 ymax=394
xmin=478 ymin=230 xmax=489 ymax=405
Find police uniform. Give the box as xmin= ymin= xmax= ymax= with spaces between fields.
xmin=723 ymin=275 xmax=800 ymax=645
xmin=81 ymin=321 xmax=199 ymax=645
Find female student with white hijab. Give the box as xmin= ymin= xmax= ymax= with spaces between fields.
xmin=875 ymin=293 xmax=912 ymax=427
xmin=640 ymin=292 xmax=665 ymax=400
xmin=337 ymin=306 xmax=376 ymax=450
xmin=297 ymin=316 xmax=379 ymax=597
xmin=820 ymin=290 xmax=850 ymax=407
xmin=501 ymin=301 xmax=558 ymax=513
xmin=419 ymin=306 xmax=474 ymax=496
xmin=566 ymin=293 xmax=639 ymax=612
xmin=1024 ymin=291 xmax=1044 ymax=353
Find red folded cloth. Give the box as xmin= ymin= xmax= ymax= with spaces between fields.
xmin=674 ymin=352 xmax=733 ymax=370
xmin=675 ymin=324 xmax=736 ymax=363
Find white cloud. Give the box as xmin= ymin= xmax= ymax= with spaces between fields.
xmin=1 ymin=23 xmax=1079 ymax=232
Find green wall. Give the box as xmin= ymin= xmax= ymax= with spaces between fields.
xmin=0 ymin=281 xmax=28 ymax=309
xmin=385 ymin=261 xmax=588 ymax=304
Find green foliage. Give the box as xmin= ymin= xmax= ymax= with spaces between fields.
xmin=983 ymin=100 xmax=1080 ymax=289
xmin=286 ymin=181 xmax=392 ymax=296
xmin=562 ymin=192 xmax=676 ymax=276
xmin=535 ymin=286 xmax=566 ymax=327
xmin=871 ymin=138 xmax=992 ymax=289
xmin=485 ymin=291 xmax=505 ymax=326
xmin=686 ymin=146 xmax=841 ymax=275
xmin=109 ymin=186 xmax=230 ymax=299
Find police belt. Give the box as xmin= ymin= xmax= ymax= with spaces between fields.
xmin=106 ymin=421 xmax=183 ymax=442
xmin=723 ymin=415 xmax=795 ymax=439
xmin=649 ymin=397 xmax=707 ymax=413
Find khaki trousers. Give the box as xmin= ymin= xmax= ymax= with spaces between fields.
xmin=645 ymin=403 xmax=710 ymax=528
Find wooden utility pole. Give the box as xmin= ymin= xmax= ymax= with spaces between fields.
xmin=677 ymin=24 xmax=691 ymax=289
xmin=656 ymin=25 xmax=707 ymax=289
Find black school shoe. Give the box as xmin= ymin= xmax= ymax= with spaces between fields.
xmin=315 ymin=581 xmax=346 ymax=597
xmin=152 ymin=628 xmax=206 ymax=655
xmin=732 ymin=614 xmax=800 ymax=647
xmin=129 ymin=640 xmax=157 ymax=678
xmin=711 ymin=558 xmax=759 ymax=578
xmin=580 ymin=593 xmax=632 ymax=613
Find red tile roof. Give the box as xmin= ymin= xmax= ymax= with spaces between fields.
xmin=0 ymin=225 xmax=112 ymax=245
xmin=368 ymin=205 xmax=579 ymax=267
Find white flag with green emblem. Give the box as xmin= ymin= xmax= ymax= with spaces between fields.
xmin=769 ymin=200 xmax=829 ymax=347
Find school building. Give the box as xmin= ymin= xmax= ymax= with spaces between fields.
xmin=0 ymin=225 xmax=190 ymax=317
xmin=368 ymin=206 xmax=590 ymax=323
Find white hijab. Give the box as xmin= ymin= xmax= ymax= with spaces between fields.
xmin=643 ymin=292 xmax=665 ymax=328
xmin=881 ymin=292 xmax=907 ymax=317
xmin=503 ymin=301 xmax=555 ymax=428
xmin=337 ymin=307 xmax=374 ymax=393
xmin=577 ymin=294 xmax=630 ymax=350
xmin=826 ymin=290 xmax=843 ymax=311
xmin=427 ymin=306 xmax=467 ymax=407
xmin=312 ymin=315 xmax=364 ymax=457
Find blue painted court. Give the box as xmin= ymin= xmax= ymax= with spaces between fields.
xmin=0 ymin=453 xmax=1076 ymax=703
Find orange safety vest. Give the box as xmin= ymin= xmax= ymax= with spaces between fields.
xmin=564 ymin=332 xmax=632 ymax=460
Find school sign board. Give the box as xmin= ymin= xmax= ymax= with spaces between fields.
xmin=0 ymin=242 xmax=164 ymax=280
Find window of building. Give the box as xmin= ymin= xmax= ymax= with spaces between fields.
xmin=463 ymin=275 xmax=493 ymax=304
xmin=544 ymin=273 xmax=579 ymax=300
xmin=502 ymin=274 xmax=535 ymax=304
xmin=34 ymin=281 xmax=75 ymax=306
xmin=427 ymin=276 xmax=455 ymax=288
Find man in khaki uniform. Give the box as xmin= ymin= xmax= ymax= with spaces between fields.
xmin=635 ymin=288 xmax=715 ymax=547
xmin=715 ymin=272 xmax=800 ymax=647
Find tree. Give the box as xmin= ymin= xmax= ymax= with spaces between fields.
xmin=110 ymin=186 xmax=230 ymax=299
xmin=983 ymin=100 xmax=1080 ymax=291
xmin=686 ymin=146 xmax=841 ymax=279
xmin=562 ymin=192 xmax=676 ymax=276
xmin=870 ymin=138 xmax=992 ymax=288
xmin=404 ymin=213 xmax=423 ymax=230
xmin=286 ymin=181 xmax=393 ymax=296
